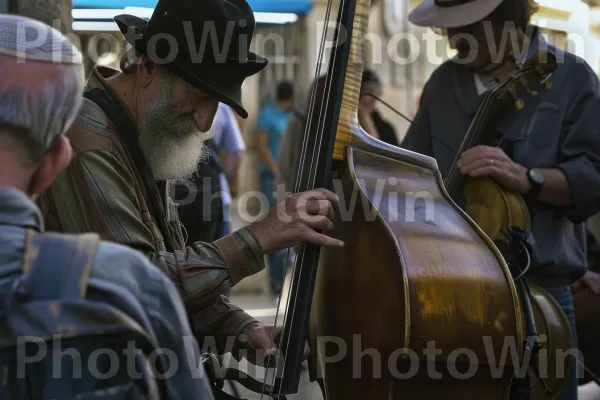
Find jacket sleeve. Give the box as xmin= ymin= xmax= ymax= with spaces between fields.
xmin=90 ymin=242 xmax=217 ymax=400
xmin=147 ymin=266 xmax=218 ymax=400
xmin=556 ymin=63 xmax=600 ymax=222
xmin=39 ymin=143 xmax=263 ymax=349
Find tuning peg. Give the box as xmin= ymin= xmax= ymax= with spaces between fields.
xmin=518 ymin=77 xmax=538 ymax=96
xmin=508 ymin=85 xmax=524 ymax=111
xmin=515 ymin=99 xmax=524 ymax=111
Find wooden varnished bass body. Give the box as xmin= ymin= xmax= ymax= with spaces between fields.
xmin=463 ymin=178 xmax=530 ymax=242
xmin=308 ymin=125 xmax=525 ymax=399
xmin=308 ymin=128 xmax=573 ymax=400
xmin=298 ymin=1 xmax=528 ymax=397
xmin=272 ymin=1 xmax=572 ymax=399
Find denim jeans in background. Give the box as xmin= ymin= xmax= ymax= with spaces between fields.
xmin=544 ymin=286 xmax=579 ymax=400
xmin=260 ymin=170 xmax=288 ymax=295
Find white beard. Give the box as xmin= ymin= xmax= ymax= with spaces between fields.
xmin=139 ymin=75 xmax=212 ymax=181
xmin=140 ymin=126 xmax=211 ymax=181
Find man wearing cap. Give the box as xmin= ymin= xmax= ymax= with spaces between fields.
xmin=0 ymin=14 xmax=217 ymax=399
xmin=38 ymin=0 xmax=344 ymax=368
xmin=402 ymin=0 xmax=600 ymax=398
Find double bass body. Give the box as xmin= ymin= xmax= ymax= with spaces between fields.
xmin=308 ymin=135 xmax=573 ymax=399
xmin=309 ymin=135 xmax=525 ymax=399
xmin=275 ymin=0 xmax=574 ymax=397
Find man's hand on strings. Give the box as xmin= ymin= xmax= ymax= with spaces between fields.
xmin=249 ymin=188 xmax=345 ymax=254
xmin=234 ymin=323 xmax=310 ymax=367
xmin=457 ymin=145 xmax=531 ymax=194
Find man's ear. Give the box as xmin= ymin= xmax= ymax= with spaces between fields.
xmin=27 ymin=136 xmax=72 ymax=196
xmin=137 ymin=55 xmax=158 ymax=89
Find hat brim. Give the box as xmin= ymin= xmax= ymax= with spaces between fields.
xmin=114 ymin=14 xmax=267 ymax=119
xmin=408 ymin=0 xmax=504 ymax=29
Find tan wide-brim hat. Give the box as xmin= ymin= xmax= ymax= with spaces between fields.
xmin=408 ymin=0 xmax=504 ymax=29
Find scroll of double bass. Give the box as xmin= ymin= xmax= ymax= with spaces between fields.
xmin=255 ymin=1 xmax=572 ymax=399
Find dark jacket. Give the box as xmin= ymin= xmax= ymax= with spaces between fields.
xmin=174 ymin=139 xmax=225 ymax=243
xmin=372 ymin=109 xmax=399 ymax=147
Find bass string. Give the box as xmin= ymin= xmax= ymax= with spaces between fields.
xmin=446 ymin=84 xmax=497 ymax=191
xmin=274 ymin=0 xmax=347 ymax=391
xmin=294 ymin=0 xmax=339 ymax=195
xmin=445 ymin=89 xmax=495 ymax=194
xmin=462 ymin=66 xmax=535 ymax=156
xmin=462 ymin=88 xmax=499 ymax=155
xmin=464 ymin=77 xmax=511 ymax=150
xmin=446 ymin=66 xmax=535 ymax=200
xmin=446 ymin=66 xmax=531 ymax=194
xmin=275 ymin=9 xmax=334 ymax=389
xmin=259 ymin=0 xmax=338 ymax=397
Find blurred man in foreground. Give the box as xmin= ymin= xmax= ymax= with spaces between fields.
xmin=0 ymin=14 xmax=215 ymax=398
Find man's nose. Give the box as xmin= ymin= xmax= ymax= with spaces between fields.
xmin=193 ymin=102 xmax=219 ymax=132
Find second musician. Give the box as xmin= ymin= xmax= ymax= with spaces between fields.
xmin=402 ymin=1 xmax=600 ymax=399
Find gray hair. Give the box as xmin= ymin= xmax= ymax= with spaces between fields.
xmin=0 ymin=14 xmax=84 ymax=167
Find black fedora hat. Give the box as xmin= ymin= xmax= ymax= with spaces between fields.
xmin=114 ymin=0 xmax=268 ymax=119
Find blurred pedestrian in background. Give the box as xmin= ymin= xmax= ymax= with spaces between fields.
xmin=257 ymin=81 xmax=295 ymax=295
xmin=213 ymin=103 xmax=245 ymax=237
xmin=359 ymin=70 xmax=399 ymax=147
xmin=277 ymin=76 xmax=327 ymax=194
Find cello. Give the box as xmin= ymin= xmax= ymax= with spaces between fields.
xmin=257 ymin=0 xmax=573 ymax=399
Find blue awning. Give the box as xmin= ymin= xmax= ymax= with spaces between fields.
xmin=72 ymin=0 xmax=312 ymax=15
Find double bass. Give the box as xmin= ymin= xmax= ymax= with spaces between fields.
xmin=255 ymin=0 xmax=574 ymax=398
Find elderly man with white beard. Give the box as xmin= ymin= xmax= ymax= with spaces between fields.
xmin=38 ymin=0 xmax=344 ymax=376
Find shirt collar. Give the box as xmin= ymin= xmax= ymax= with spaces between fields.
xmin=0 ymin=187 xmax=44 ymax=231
